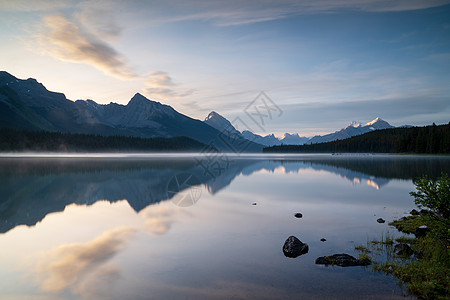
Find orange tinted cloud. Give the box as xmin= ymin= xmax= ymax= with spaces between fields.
xmin=36 ymin=15 xmax=136 ymax=79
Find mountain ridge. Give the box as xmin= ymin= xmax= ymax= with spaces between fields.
xmin=306 ymin=117 xmax=394 ymax=144
xmin=0 ymin=71 xmax=263 ymax=152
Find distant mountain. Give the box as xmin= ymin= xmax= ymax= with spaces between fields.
xmin=280 ymin=133 xmax=310 ymax=145
xmin=241 ymin=130 xmax=310 ymax=146
xmin=307 ymin=117 xmax=394 ymax=144
xmin=203 ymin=111 xmax=311 ymax=146
xmin=204 ymin=111 xmax=241 ymax=136
xmin=264 ymin=123 xmax=450 ymax=154
xmin=0 ymin=71 xmax=262 ymax=152
xmin=241 ymin=130 xmax=280 ymax=146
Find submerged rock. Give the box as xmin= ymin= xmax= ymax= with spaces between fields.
xmin=315 ymin=253 xmax=371 ymax=267
xmin=294 ymin=213 xmax=303 ymax=218
xmin=377 ymin=218 xmax=385 ymax=223
xmin=282 ymin=236 xmax=309 ymax=258
xmin=394 ymin=243 xmax=413 ymax=256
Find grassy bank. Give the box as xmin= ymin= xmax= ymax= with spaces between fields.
xmin=356 ymin=174 xmax=449 ymax=299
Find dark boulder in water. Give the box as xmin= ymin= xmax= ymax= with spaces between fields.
xmin=283 ymin=236 xmax=309 ymax=258
xmin=410 ymin=209 xmax=420 ymax=216
xmin=294 ymin=213 xmax=303 ymax=218
xmin=377 ymin=218 xmax=385 ymax=223
xmin=415 ymin=225 xmax=430 ymax=237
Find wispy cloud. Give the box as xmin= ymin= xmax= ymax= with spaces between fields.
xmin=33 ymin=226 xmax=135 ymax=292
xmin=144 ymin=71 xmax=195 ymax=100
xmin=32 ymin=13 xmax=194 ymax=100
xmin=36 ymin=15 xmax=136 ymax=79
xmin=123 ymin=0 xmax=450 ymax=26
xmin=0 ymin=0 xmax=75 ymax=12
xmin=74 ymin=7 xmax=123 ymax=41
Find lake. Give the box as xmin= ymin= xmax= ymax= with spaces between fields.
xmin=0 ymin=154 xmax=449 ymax=300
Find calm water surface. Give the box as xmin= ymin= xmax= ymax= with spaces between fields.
xmin=0 ymin=154 xmax=449 ymax=300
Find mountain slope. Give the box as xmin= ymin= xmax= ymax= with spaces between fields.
xmin=0 ymin=71 xmax=263 ymax=152
xmin=204 ymin=111 xmax=241 ymax=136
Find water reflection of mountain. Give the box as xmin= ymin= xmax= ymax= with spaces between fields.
xmin=1 ymin=155 xmax=449 ymax=234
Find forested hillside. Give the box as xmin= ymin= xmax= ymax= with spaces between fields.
xmin=0 ymin=128 xmax=210 ymax=152
xmin=264 ymin=123 xmax=450 ymax=154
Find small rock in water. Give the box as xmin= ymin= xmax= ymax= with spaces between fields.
xmin=419 ymin=209 xmax=430 ymax=216
xmin=320 ymin=238 xmax=326 ymax=242
xmin=282 ymin=236 xmax=309 ymax=258
xmin=410 ymin=209 xmax=419 ymax=216
xmin=415 ymin=225 xmax=430 ymax=237
xmin=294 ymin=213 xmax=303 ymax=218
xmin=394 ymin=243 xmax=413 ymax=256
xmin=377 ymin=218 xmax=385 ymax=223
xmin=315 ymin=253 xmax=371 ymax=267
xmin=252 ymin=202 xmax=257 ymax=205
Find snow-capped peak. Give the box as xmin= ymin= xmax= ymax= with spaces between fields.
xmin=205 ymin=111 xmax=223 ymax=121
xmin=348 ymin=121 xmax=362 ymax=128
xmin=366 ymin=117 xmax=381 ymax=126
xmin=282 ymin=133 xmax=300 ymax=139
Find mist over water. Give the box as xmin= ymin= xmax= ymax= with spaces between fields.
xmin=0 ymin=154 xmax=448 ymax=299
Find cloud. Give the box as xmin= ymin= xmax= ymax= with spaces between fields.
xmin=74 ymin=6 xmax=123 ymax=40
xmin=33 ymin=226 xmax=135 ymax=292
xmin=0 ymin=0 xmax=76 ymax=12
xmin=146 ymin=71 xmax=176 ymax=87
xmin=121 ymin=0 xmax=450 ymax=26
xmin=270 ymin=95 xmax=450 ymax=135
xmin=144 ymin=71 xmax=195 ymax=99
xmin=35 ymin=15 xmax=136 ymax=80
xmin=32 ymin=13 xmax=194 ymax=100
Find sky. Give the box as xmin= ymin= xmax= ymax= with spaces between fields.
xmin=0 ymin=0 xmax=449 ymax=136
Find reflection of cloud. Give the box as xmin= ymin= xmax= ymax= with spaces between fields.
xmin=72 ymin=264 xmax=121 ymax=300
xmin=34 ymin=226 xmax=135 ymax=292
xmin=142 ymin=205 xmax=175 ymax=235
xmin=36 ymin=15 xmax=136 ymax=79
xmin=141 ymin=204 xmax=189 ymax=235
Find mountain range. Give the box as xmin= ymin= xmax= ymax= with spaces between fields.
xmin=205 ymin=110 xmax=394 ymax=146
xmin=0 ymin=71 xmax=262 ymax=152
xmin=1 ymin=71 xmax=397 ymax=149
xmin=306 ymin=117 xmax=395 ymax=144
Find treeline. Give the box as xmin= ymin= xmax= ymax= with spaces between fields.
xmin=264 ymin=123 xmax=450 ymax=154
xmin=0 ymin=128 xmax=209 ymax=152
